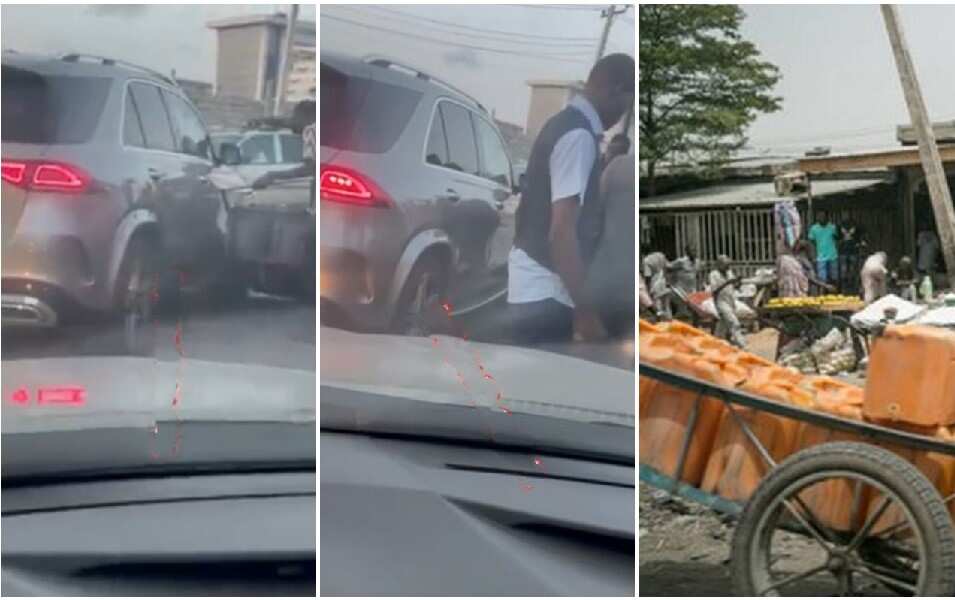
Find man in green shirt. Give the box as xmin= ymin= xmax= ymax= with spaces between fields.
xmin=808 ymin=212 xmax=839 ymax=287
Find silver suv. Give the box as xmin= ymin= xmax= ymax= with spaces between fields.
xmin=321 ymin=54 xmax=516 ymax=333
xmin=2 ymin=52 xmax=238 ymax=333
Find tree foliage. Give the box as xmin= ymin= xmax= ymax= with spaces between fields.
xmin=640 ymin=4 xmax=782 ymax=195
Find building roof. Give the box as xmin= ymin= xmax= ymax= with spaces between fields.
xmin=897 ymin=121 xmax=955 ymax=146
xmin=206 ymin=14 xmax=315 ymax=32
xmin=799 ymin=144 xmax=955 ymax=174
xmin=640 ymin=177 xmax=891 ymax=212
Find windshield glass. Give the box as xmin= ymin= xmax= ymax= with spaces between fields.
xmin=2 ymin=3 xmax=316 ymax=475
xmin=319 ymin=3 xmax=636 ymax=448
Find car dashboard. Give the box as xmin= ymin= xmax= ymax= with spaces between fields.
xmin=1 ymin=471 xmax=315 ymax=596
xmin=321 ymin=430 xmax=634 ymax=596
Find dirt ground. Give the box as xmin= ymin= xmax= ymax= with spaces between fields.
xmin=639 ymin=482 xmax=909 ymax=596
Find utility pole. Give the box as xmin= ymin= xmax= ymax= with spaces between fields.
xmin=274 ymin=4 xmax=299 ymax=117
xmin=882 ymin=4 xmax=955 ymax=286
xmin=595 ymin=4 xmax=629 ymax=63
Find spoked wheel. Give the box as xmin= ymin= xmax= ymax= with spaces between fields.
xmin=392 ymin=255 xmax=449 ymax=337
xmin=732 ymin=442 xmax=955 ymax=596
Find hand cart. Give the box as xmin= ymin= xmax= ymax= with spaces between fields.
xmin=640 ymin=361 xmax=955 ymax=596
xmin=756 ymin=303 xmax=870 ymax=365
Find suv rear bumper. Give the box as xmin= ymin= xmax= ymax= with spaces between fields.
xmin=2 ymin=293 xmax=58 ymax=327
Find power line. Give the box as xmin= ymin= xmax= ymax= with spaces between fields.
xmin=321 ymin=14 xmax=592 ymax=64
xmin=350 ymin=5 xmax=600 ymax=45
xmin=520 ymin=4 xmax=604 ymax=11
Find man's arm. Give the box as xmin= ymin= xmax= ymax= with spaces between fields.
xmin=252 ymin=163 xmax=312 ymax=189
xmin=549 ymin=197 xmax=591 ymax=309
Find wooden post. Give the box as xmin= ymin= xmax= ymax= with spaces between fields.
xmin=882 ymin=4 xmax=955 ymax=286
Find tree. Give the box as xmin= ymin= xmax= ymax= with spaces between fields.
xmin=639 ymin=5 xmax=782 ymax=196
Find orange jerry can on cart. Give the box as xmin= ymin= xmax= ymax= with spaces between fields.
xmin=792 ymin=382 xmax=870 ymax=533
xmin=700 ymin=380 xmax=813 ymax=503
xmin=639 ymin=335 xmax=747 ymax=486
xmin=864 ymin=325 xmax=955 ymax=427
xmin=866 ymin=425 xmax=955 ymax=538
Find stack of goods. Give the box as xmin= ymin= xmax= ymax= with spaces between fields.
xmin=764 ymin=295 xmax=864 ymax=310
xmin=779 ymin=327 xmax=858 ymax=375
xmin=639 ymin=320 xmax=955 ymax=530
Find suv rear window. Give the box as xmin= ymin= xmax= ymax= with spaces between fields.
xmin=321 ymin=63 xmax=421 ymax=154
xmin=1 ymin=66 xmax=110 ymax=144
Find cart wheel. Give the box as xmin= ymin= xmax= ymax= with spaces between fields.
xmin=731 ymin=442 xmax=955 ymax=596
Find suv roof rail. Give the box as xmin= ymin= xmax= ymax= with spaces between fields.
xmin=363 ymin=55 xmax=486 ymax=114
xmin=59 ymin=53 xmax=178 ymax=87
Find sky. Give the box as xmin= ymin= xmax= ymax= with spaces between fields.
xmin=319 ymin=4 xmax=636 ymax=127
xmin=740 ymin=4 xmax=955 ymax=155
xmin=1 ymin=4 xmax=317 ymax=83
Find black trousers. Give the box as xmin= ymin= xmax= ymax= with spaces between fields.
xmin=509 ymin=298 xmax=574 ymax=345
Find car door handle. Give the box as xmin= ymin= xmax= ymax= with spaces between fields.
xmin=148 ymin=168 xmax=166 ymax=181
xmin=441 ymin=189 xmax=460 ymax=203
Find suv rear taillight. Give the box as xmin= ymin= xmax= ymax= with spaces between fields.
xmin=1 ymin=160 xmax=90 ymax=192
xmin=320 ymin=164 xmax=391 ymax=207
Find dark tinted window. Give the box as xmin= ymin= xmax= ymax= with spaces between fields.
xmin=475 ymin=117 xmax=511 ymax=187
xmin=123 ymin=90 xmax=145 ymax=147
xmin=1 ymin=67 xmax=110 ymax=144
xmin=162 ymin=90 xmax=211 ymax=160
xmin=425 ymin=107 xmax=449 ymax=167
xmin=280 ymin=133 xmax=303 ymax=163
xmin=320 ymin=63 xmax=421 ymax=153
xmin=128 ymin=83 xmax=176 ymax=152
xmin=440 ymin=102 xmax=479 ymax=176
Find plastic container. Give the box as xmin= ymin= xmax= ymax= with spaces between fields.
xmin=792 ymin=405 xmax=871 ymax=532
xmin=862 ymin=424 xmax=955 ymax=538
xmin=657 ymin=321 xmax=711 ymax=340
xmin=804 ymin=377 xmax=864 ymax=416
xmin=639 ymin=351 xmax=746 ymax=486
xmin=700 ymin=382 xmax=812 ymax=503
xmin=864 ymin=325 xmax=955 ymax=426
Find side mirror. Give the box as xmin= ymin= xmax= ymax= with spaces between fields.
xmin=219 ymin=143 xmax=242 ymax=166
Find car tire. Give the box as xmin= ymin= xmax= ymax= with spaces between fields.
xmin=113 ymin=235 xmax=160 ymax=356
xmin=299 ymin=237 xmax=316 ymax=305
xmin=391 ymin=254 xmax=450 ymax=337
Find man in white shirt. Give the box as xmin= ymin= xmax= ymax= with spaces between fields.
xmin=508 ymin=53 xmax=635 ymax=344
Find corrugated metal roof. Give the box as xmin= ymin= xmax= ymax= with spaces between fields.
xmin=640 ymin=177 xmax=891 ymax=211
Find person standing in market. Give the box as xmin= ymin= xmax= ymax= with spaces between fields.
xmin=708 ymin=255 xmax=746 ymax=348
xmin=642 ymin=251 xmax=673 ymax=321
xmin=917 ymin=225 xmax=940 ymax=279
xmin=808 ymin=212 xmax=840 ymax=289
xmin=861 ymin=251 xmax=889 ymax=305
xmin=890 ymin=256 xmax=919 ymax=302
xmin=508 ymin=53 xmax=635 ymax=344
xmin=668 ymin=244 xmax=701 ymax=295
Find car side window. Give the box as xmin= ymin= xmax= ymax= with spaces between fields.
xmin=439 ymin=102 xmax=479 ymax=176
xmin=123 ymin=90 xmax=146 ymax=148
xmin=280 ymin=133 xmax=303 ymax=163
xmin=128 ymin=83 xmax=176 ymax=152
xmin=474 ymin=117 xmax=511 ymax=187
xmin=162 ymin=90 xmax=212 ymax=160
xmin=240 ymin=134 xmax=277 ymax=164
xmin=425 ymin=106 xmax=449 ymax=167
